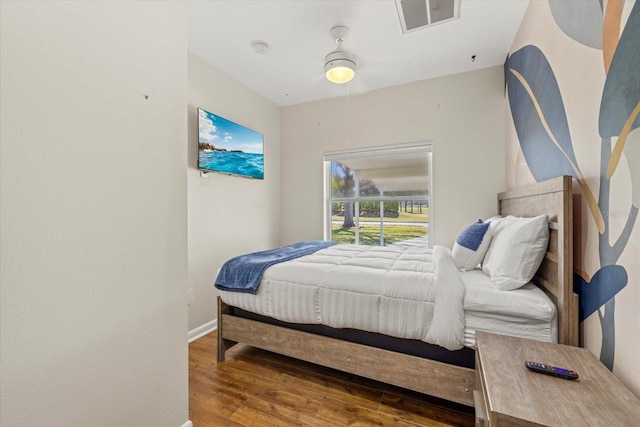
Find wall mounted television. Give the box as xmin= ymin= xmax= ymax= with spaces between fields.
xmin=198 ymin=108 xmax=264 ymax=179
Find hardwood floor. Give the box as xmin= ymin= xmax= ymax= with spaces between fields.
xmin=189 ymin=331 xmax=475 ymax=426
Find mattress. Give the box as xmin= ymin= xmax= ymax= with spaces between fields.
xmin=461 ymin=269 xmax=557 ymax=346
xmin=218 ymin=244 xmax=557 ymax=351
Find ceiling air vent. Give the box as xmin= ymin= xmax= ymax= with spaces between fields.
xmin=395 ymin=0 xmax=460 ymax=34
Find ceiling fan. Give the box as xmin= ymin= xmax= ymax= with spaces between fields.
xmin=324 ymin=26 xmax=357 ymax=84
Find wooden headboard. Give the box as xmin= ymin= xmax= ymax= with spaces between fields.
xmin=497 ymin=175 xmax=578 ymax=346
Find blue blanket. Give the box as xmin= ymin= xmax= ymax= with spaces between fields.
xmin=215 ymin=240 xmax=337 ymax=294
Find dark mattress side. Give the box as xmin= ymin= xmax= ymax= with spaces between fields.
xmin=232 ymin=307 xmax=475 ymax=369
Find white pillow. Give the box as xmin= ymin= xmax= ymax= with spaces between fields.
xmin=452 ymin=220 xmax=493 ymax=271
xmin=482 ymin=215 xmax=549 ymax=290
xmin=485 ymin=215 xmax=505 ymax=231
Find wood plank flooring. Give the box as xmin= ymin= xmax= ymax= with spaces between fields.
xmin=189 ymin=331 xmax=475 ymax=426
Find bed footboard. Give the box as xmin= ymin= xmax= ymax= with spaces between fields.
xmin=217 ymin=299 xmax=476 ymax=406
xmin=217 ymin=297 xmax=238 ymax=362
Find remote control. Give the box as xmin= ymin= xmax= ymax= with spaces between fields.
xmin=524 ymin=361 xmax=579 ymax=380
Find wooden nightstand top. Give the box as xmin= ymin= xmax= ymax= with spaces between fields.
xmin=475 ymin=331 xmax=640 ymax=426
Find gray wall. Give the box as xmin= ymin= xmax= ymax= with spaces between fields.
xmin=0 ymin=2 xmax=189 ymax=426
xmin=187 ymin=53 xmax=281 ymax=332
xmin=280 ymin=66 xmax=506 ymax=248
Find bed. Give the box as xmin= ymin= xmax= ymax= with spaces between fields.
xmin=215 ymin=175 xmax=578 ymax=407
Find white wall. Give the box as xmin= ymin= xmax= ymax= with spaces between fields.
xmin=280 ymin=66 xmax=506 ymax=247
xmin=187 ymin=53 xmax=281 ymax=331
xmin=0 ymin=2 xmax=189 ymax=426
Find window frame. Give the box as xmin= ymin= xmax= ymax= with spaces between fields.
xmin=323 ymin=141 xmax=433 ymax=247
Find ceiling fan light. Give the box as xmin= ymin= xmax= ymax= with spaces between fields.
xmin=326 ymin=66 xmax=355 ymax=84
xmin=324 ymin=49 xmax=357 ymax=84
xmin=325 ymin=60 xmax=356 ymax=84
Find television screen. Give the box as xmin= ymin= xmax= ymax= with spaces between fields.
xmin=198 ymin=108 xmax=264 ymax=179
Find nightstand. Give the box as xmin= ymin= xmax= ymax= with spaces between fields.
xmin=474 ymin=331 xmax=640 ymax=426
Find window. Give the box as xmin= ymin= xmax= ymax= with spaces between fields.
xmin=324 ymin=142 xmax=432 ymax=247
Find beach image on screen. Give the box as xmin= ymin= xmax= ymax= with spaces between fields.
xmin=198 ymin=108 xmax=264 ymax=179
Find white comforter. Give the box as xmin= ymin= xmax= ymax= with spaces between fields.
xmin=219 ymin=244 xmax=467 ymax=351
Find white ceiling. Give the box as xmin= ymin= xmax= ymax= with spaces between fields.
xmin=188 ymin=0 xmax=528 ymax=107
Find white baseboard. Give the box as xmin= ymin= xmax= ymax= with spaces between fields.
xmin=181 ymin=421 xmax=193 ymax=427
xmin=188 ymin=319 xmax=217 ymax=343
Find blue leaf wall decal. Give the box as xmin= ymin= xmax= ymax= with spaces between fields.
xmin=625 ymin=129 xmax=640 ymax=206
xmin=505 ymin=45 xmax=579 ymax=182
xmin=574 ymin=265 xmax=628 ymax=322
xmin=549 ymin=0 xmax=603 ymax=49
xmin=600 ymin=0 xmax=640 ymax=138
xmin=506 ymin=46 xmax=605 ymax=232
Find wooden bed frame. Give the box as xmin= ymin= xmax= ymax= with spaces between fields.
xmin=216 ymin=175 xmax=578 ymax=407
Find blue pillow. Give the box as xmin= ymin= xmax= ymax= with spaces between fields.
xmin=452 ymin=220 xmax=493 ymax=271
